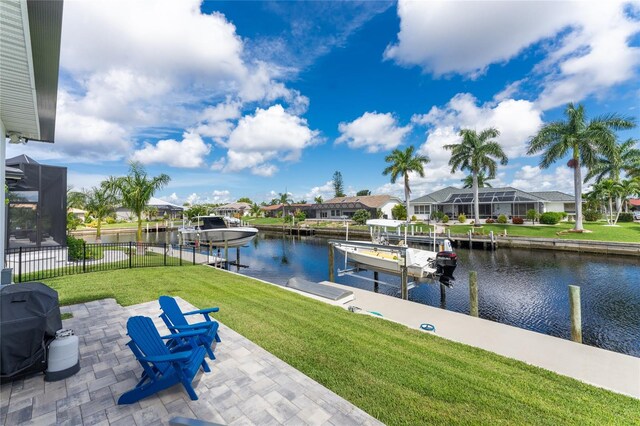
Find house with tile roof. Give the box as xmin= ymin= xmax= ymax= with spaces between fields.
xmin=410 ymin=186 xmax=575 ymax=220
xmin=309 ymin=195 xmax=402 ymax=220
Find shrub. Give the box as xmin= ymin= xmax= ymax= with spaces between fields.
xmin=430 ymin=211 xmax=445 ymax=222
xmin=540 ymin=212 xmax=562 ymax=225
xmin=485 ymin=218 xmax=495 ymax=224
xmin=67 ymin=235 xmax=84 ymax=261
xmin=352 ymin=209 xmax=371 ymax=225
xmin=583 ymin=209 xmax=602 ymax=222
xmin=392 ymin=204 xmax=407 ymax=220
xmin=559 ymin=212 xmax=568 ymax=219
xmin=442 ymin=214 xmax=449 ymax=223
xmin=106 ymin=217 xmax=116 ymax=224
xmin=497 ymin=214 xmax=507 ymax=224
xmin=512 ymin=217 xmax=524 ymax=224
xmin=526 ymin=209 xmax=539 ymax=223
xmin=618 ymin=212 xmax=634 ymax=222
xmin=458 ymin=213 xmax=467 ymax=223
xmin=411 ymin=215 xmax=417 ymax=222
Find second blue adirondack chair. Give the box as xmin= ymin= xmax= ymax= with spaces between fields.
xmin=118 ymin=316 xmax=210 ymax=404
xmin=159 ymin=296 xmax=221 ymax=360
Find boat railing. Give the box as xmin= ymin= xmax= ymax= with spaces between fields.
xmin=328 ymin=239 xmax=410 ymax=256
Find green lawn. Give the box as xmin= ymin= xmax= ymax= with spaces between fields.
xmin=449 ymin=221 xmax=640 ymax=243
xmin=43 ymin=267 xmax=639 ymax=425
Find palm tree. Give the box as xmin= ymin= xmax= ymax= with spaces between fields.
xmin=584 ymin=138 xmax=640 ymax=183
xmin=589 ymin=179 xmax=623 ymax=225
xmin=445 ymin=128 xmax=508 ymax=224
xmin=584 ymin=137 xmax=640 ymax=211
xmin=84 ymin=184 xmax=118 ymax=241
xmin=620 ymin=178 xmax=640 ymax=212
xmin=249 ymin=203 xmax=262 ymax=217
xmin=314 ymin=196 xmax=323 ymax=204
xmin=67 ymin=188 xmax=87 ymax=209
xmin=105 ymin=162 xmax=170 ymax=242
xmin=527 ymin=103 xmax=635 ymax=231
xmin=461 ymin=171 xmax=493 ymax=189
xmin=382 ymin=146 xmax=430 ymax=223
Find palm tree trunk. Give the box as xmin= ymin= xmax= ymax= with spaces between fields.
xmin=137 ymin=217 xmax=143 ymax=242
xmin=404 ymin=174 xmax=410 ymax=223
xmin=473 ymin=171 xmax=480 ymax=224
xmin=573 ymin=155 xmax=584 ymax=231
xmin=608 ymin=196 xmax=614 ymax=225
xmin=96 ymin=219 xmax=102 ymax=242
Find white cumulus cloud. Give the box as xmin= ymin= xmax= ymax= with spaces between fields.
xmin=413 ymin=93 xmax=543 ymax=158
xmin=336 ymin=112 xmax=411 ymax=153
xmin=385 ymin=1 xmax=640 ymax=108
xmin=225 ymin=105 xmax=319 ymax=175
xmin=131 ymin=132 xmax=211 ymax=168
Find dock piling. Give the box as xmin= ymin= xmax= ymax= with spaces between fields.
xmin=439 ymin=283 xmax=446 ymax=308
xmin=469 ymin=271 xmax=478 ymax=317
xmin=373 ymin=271 xmax=379 ymax=293
xmin=400 ymin=265 xmax=408 ymax=300
xmin=569 ymin=285 xmax=582 ymax=343
xmin=328 ymin=244 xmax=335 ymax=282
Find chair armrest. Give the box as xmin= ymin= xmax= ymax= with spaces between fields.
xmin=168 ymin=323 xmax=216 ymax=331
xmin=139 ymin=351 xmax=191 ymax=363
xmin=161 ymin=330 xmax=208 ymax=340
xmin=183 ymin=307 xmax=219 ymax=316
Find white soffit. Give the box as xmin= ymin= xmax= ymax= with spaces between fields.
xmin=0 ymin=0 xmax=40 ymax=140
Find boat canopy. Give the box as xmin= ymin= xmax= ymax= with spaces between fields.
xmin=365 ymin=219 xmax=405 ymax=228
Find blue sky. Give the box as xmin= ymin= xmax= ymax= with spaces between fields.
xmin=10 ymin=0 xmax=640 ymax=205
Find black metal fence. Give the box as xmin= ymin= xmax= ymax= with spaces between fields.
xmin=5 ymin=242 xmax=198 ymax=283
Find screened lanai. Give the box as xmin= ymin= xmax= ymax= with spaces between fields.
xmin=439 ymin=189 xmax=544 ymax=219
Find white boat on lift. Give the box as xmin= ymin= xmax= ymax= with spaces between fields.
xmin=178 ymin=216 xmax=258 ymax=248
xmin=333 ymin=219 xmax=458 ymax=286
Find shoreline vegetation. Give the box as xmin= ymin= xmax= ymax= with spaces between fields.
xmin=44 ymin=267 xmax=640 ymax=425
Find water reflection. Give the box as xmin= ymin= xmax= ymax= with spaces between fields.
xmin=84 ymin=230 xmax=640 ymax=356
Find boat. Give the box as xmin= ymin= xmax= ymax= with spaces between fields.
xmin=178 ymin=216 xmax=258 ymax=248
xmin=333 ymin=219 xmax=458 ymax=286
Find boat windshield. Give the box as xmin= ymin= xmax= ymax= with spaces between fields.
xmin=200 ymin=217 xmax=228 ymax=230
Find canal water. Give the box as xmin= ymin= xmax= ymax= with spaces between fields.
xmin=90 ymin=230 xmax=640 ymax=357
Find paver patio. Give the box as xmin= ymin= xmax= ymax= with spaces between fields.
xmin=1 ymin=298 xmax=383 ymax=426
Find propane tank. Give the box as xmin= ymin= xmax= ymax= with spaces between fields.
xmin=45 ymin=329 xmax=80 ymax=382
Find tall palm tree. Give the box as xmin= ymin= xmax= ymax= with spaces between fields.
xmin=382 ymin=146 xmax=430 ymax=223
xmin=620 ymin=178 xmax=640 ymax=212
xmin=461 ymin=171 xmax=493 ymax=189
xmin=314 ymin=196 xmax=323 ymax=204
xmin=84 ymin=184 xmax=118 ymax=241
xmin=105 ymin=162 xmax=170 ymax=242
xmin=527 ymin=103 xmax=635 ymax=231
xmin=67 ymin=188 xmax=87 ymax=209
xmin=444 ymin=128 xmax=508 ymax=223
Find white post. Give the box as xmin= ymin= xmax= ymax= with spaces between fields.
xmin=0 ymin=119 xmax=5 ymax=271
xmin=345 ymin=221 xmax=349 ymax=241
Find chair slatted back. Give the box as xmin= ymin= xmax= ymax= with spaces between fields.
xmin=127 ymin=316 xmax=172 ymax=375
xmin=159 ymin=296 xmax=189 ymax=328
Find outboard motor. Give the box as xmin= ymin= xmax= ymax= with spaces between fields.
xmin=436 ymin=251 xmax=457 ymax=287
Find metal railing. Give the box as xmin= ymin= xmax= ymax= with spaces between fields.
xmin=5 ymin=242 xmax=197 ymax=283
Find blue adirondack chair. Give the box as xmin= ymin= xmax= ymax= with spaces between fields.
xmin=159 ymin=296 xmax=221 ymax=360
xmin=118 ymin=316 xmax=210 ymax=404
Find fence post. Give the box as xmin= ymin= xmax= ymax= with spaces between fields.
xmin=469 ymin=271 xmax=478 ymax=317
xmin=129 ymin=242 xmax=132 ymax=268
xmin=569 ymin=285 xmax=582 ymax=343
xmin=328 ymin=243 xmax=334 ymax=282
xmin=192 ymin=246 xmax=196 ymax=265
xmin=179 ymin=245 xmax=183 ymax=266
xmin=18 ymin=247 xmax=22 ymax=283
xmin=164 ymin=243 xmax=167 ymax=266
xmin=82 ymin=242 xmax=87 ymax=273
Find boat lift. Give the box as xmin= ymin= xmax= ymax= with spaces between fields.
xmin=328 ymin=239 xmax=416 ymax=300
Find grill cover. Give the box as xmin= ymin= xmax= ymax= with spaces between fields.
xmin=0 ymin=282 xmax=62 ymax=381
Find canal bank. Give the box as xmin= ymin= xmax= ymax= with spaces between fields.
xmin=213 ymin=265 xmax=640 ymax=399
xmin=251 ymin=224 xmax=640 ymax=257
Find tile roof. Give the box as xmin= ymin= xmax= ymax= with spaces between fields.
xmin=529 ymin=191 xmax=574 ymax=202
xmin=216 ymin=202 xmax=251 ymax=210
xmin=322 ymin=194 xmax=400 ymax=208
